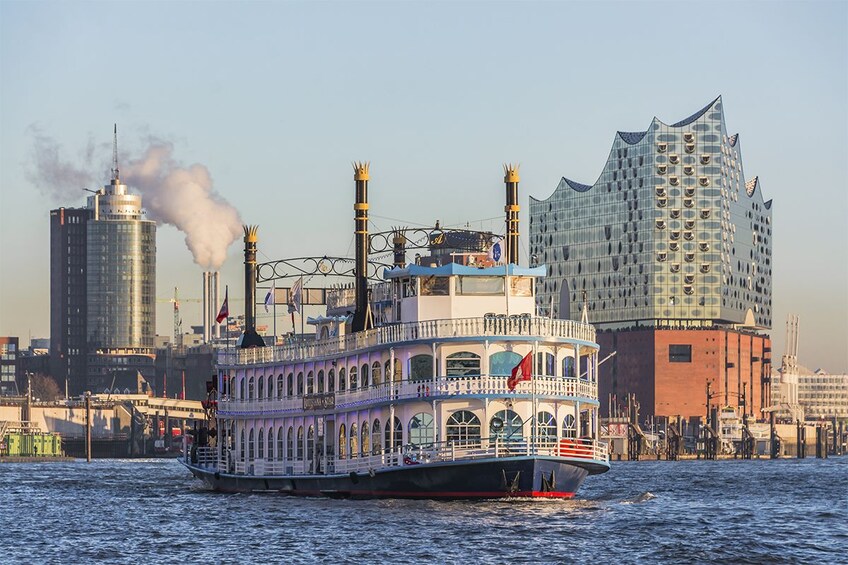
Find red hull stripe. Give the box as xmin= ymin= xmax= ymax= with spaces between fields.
xmin=275 ymin=489 xmax=575 ymax=499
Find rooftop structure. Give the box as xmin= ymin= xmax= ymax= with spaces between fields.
xmin=530 ymin=97 xmax=772 ymax=331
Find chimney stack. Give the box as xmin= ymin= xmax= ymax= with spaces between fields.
xmin=241 ymin=225 xmax=265 ymax=348
xmin=503 ymin=163 xmax=520 ymax=265
xmin=352 ymin=162 xmax=370 ymax=332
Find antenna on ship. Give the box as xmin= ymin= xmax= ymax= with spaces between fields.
xmin=111 ymin=123 xmax=120 ymax=183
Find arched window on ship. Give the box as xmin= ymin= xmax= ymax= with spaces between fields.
xmin=489 ymin=351 xmax=521 ymax=377
xmin=338 ymin=424 xmax=346 ymax=460
xmin=409 ymin=413 xmax=434 ymax=447
xmin=349 ymin=423 xmax=359 ymax=458
xmin=537 ymin=412 xmax=557 ymax=445
xmin=446 ymin=410 xmax=481 ymax=447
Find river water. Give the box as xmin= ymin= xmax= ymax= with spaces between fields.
xmin=1 ymin=457 xmax=845 ymax=564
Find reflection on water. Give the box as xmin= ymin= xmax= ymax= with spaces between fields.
xmin=0 ymin=457 xmax=845 ymax=563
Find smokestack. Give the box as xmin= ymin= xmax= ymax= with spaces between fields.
xmin=202 ymin=272 xmax=210 ymax=342
xmin=241 ymin=225 xmax=265 ymax=348
xmin=352 ymin=162 xmax=370 ymax=332
xmin=503 ymin=163 xmax=520 ymax=265
xmin=393 ymin=228 xmax=406 ymax=268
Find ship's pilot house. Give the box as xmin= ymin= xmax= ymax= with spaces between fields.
xmin=383 ymin=264 xmax=545 ymax=323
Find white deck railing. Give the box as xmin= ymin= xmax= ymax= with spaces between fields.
xmin=188 ymin=437 xmax=609 ymax=478
xmin=218 ymin=316 xmax=596 ymax=367
xmin=219 ymin=375 xmax=597 ymax=416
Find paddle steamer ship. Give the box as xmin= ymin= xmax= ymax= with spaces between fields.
xmin=183 ymin=163 xmax=609 ymax=498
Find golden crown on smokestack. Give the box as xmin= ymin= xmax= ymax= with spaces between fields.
xmin=353 ymin=161 xmax=370 ymax=181
xmin=503 ymin=163 xmax=520 ymax=183
xmin=243 ymin=224 xmax=259 ymax=243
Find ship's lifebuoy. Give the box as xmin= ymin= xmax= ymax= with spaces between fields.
xmin=558 ymin=438 xmax=577 ymax=457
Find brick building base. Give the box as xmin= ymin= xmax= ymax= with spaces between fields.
xmin=597 ymin=328 xmax=772 ymax=422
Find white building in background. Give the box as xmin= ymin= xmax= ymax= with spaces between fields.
xmin=772 ymin=368 xmax=848 ymax=422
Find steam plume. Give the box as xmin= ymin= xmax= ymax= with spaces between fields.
xmin=27 ymin=128 xmax=242 ymax=270
xmin=123 ymin=141 xmax=242 ymax=270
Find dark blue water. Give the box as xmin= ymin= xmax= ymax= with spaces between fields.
xmin=1 ymin=457 xmax=845 ymax=564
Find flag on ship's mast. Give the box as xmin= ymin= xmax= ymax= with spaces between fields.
xmin=216 ymin=286 xmax=229 ymax=324
xmin=508 ymin=352 xmax=533 ymax=391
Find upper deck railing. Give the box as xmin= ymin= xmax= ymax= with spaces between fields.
xmin=219 ymin=315 xmax=596 ymax=367
xmin=219 ymin=374 xmax=598 ymax=416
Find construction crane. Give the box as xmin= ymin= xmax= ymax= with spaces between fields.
xmin=156 ymin=288 xmax=201 ymax=346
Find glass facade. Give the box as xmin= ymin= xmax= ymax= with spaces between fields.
xmin=529 ymin=97 xmax=772 ymax=330
xmin=49 ymin=207 xmax=92 ymax=395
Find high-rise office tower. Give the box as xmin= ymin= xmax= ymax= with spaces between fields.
xmin=50 ymin=127 xmax=157 ymax=395
xmin=529 ymin=98 xmax=773 ymax=420
xmin=50 ymin=206 xmax=92 ymax=395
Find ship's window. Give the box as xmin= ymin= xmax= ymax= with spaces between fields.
xmin=277 ymin=374 xmax=284 ymax=399
xmin=562 ymin=356 xmax=576 ymax=379
xmin=257 ymin=376 xmax=264 ymax=400
xmin=338 ymin=368 xmax=346 ymax=392
xmin=248 ymin=376 xmax=255 ymax=400
xmin=536 ymin=352 xmax=556 ymax=377
xmin=562 ymin=414 xmax=576 ymax=439
xmin=337 ymin=424 xmax=346 ymax=460
xmin=240 ymin=429 xmax=246 ymax=461
xmin=371 ymin=362 xmax=382 ymax=386
xmin=420 ymin=276 xmax=449 ymax=296
xmin=457 ymin=276 xmax=504 ymax=296
xmin=408 ymin=412 xmax=434 ymax=447
xmin=248 ymin=428 xmax=255 ymax=462
xmin=296 ymin=372 xmax=304 ymax=396
xmin=537 ymin=412 xmax=557 ymax=445
xmin=372 ymin=419 xmax=382 ymax=454
xmin=297 ymin=426 xmax=304 ymax=460
xmin=307 ymin=426 xmax=315 ymax=462
xmin=386 ymin=359 xmax=402 ymax=383
xmin=510 ymin=276 xmax=533 ymax=297
xmin=287 ymin=373 xmax=294 ymax=396
xmin=489 ymin=351 xmax=522 ymax=377
xmin=349 ymin=366 xmax=358 ymax=389
xmin=669 ymin=344 xmax=692 ymax=363
xmin=490 ymin=410 xmax=523 ymax=442
xmin=360 ymin=363 xmax=370 ymax=388
xmin=446 ymin=351 xmax=481 ymax=378
xmin=258 ymin=429 xmax=264 ymax=459
xmin=446 ymin=410 xmax=481 ymax=446
xmin=409 ymin=354 xmax=434 ymax=381
xmin=385 ymin=417 xmax=402 ymax=451
xmin=328 ymin=369 xmax=335 ymax=392
xmin=317 ymin=370 xmax=325 ymax=393
xmin=360 ymin=422 xmax=369 ymax=457
xmin=277 ymin=426 xmax=284 ymax=461
xmin=307 ymin=371 xmax=314 ymax=395
xmin=349 ymin=424 xmax=358 ymax=459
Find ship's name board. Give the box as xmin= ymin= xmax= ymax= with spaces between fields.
xmin=303 ymin=393 xmax=335 ymax=411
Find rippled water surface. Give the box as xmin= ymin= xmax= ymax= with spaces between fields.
xmin=1 ymin=457 xmax=845 ymax=564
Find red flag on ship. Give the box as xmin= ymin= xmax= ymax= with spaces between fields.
xmin=507 ymin=352 xmax=533 ymax=391
xmin=216 ymin=287 xmax=229 ymax=324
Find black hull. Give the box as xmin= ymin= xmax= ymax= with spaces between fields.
xmin=183 ymin=457 xmax=608 ymax=499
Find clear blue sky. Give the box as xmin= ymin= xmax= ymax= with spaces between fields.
xmin=1 ymin=1 xmax=846 ymax=371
